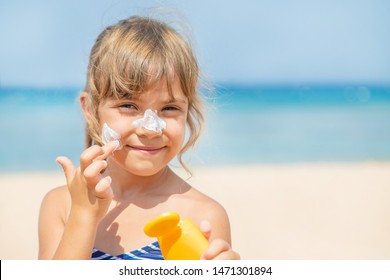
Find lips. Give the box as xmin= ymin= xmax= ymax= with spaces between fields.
xmin=127 ymin=145 xmax=164 ymax=154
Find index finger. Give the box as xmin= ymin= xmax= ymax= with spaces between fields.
xmin=94 ymin=140 xmax=121 ymax=161
xmin=79 ymin=141 xmax=120 ymax=172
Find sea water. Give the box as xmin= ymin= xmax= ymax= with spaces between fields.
xmin=1 ymin=85 xmax=390 ymax=171
xmin=198 ymin=85 xmax=390 ymax=165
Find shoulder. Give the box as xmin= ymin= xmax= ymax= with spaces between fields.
xmin=41 ymin=185 xmax=70 ymax=205
xmin=38 ymin=185 xmax=71 ymax=259
xmin=190 ymin=188 xmax=228 ymax=219
xmin=169 ymin=171 xmax=229 ymax=224
xmin=184 ymin=186 xmax=232 ymax=244
xmin=39 ymin=185 xmax=71 ymax=222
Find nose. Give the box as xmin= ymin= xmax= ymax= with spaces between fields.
xmin=132 ymin=109 xmax=167 ymax=137
xmin=135 ymin=125 xmax=163 ymax=139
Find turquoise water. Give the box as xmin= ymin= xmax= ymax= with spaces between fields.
xmin=1 ymin=85 xmax=390 ymax=171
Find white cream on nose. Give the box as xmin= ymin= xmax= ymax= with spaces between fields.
xmin=132 ymin=109 xmax=167 ymax=133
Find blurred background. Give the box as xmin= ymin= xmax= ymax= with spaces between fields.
xmin=1 ymin=0 xmax=390 ymax=261
xmin=1 ymin=0 xmax=390 ymax=171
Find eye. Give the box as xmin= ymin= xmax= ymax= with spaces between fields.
xmin=118 ymin=103 xmax=138 ymax=110
xmin=117 ymin=102 xmax=140 ymax=116
xmin=162 ymin=106 xmax=180 ymax=111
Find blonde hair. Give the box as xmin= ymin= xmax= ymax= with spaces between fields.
xmin=83 ymin=16 xmax=205 ymax=173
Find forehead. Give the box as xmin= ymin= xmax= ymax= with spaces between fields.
xmin=118 ymin=74 xmax=187 ymax=104
xmin=100 ymin=76 xmax=188 ymax=107
xmin=139 ymin=76 xmax=187 ymax=101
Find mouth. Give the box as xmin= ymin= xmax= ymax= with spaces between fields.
xmin=126 ymin=145 xmax=165 ymax=155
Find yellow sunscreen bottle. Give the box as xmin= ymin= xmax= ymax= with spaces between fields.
xmin=144 ymin=212 xmax=209 ymax=260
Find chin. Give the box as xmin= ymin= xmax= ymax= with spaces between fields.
xmin=125 ymin=161 xmax=168 ymax=177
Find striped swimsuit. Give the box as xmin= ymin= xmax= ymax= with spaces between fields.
xmin=91 ymin=241 xmax=163 ymax=260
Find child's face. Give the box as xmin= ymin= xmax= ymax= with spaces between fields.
xmin=97 ymin=77 xmax=188 ymax=176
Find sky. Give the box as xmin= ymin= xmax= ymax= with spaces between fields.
xmin=0 ymin=0 xmax=389 ymax=87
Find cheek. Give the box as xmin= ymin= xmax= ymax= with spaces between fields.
xmin=112 ymin=118 xmax=136 ymax=136
xmin=166 ymin=119 xmax=187 ymax=143
xmin=99 ymin=111 xmax=137 ymax=138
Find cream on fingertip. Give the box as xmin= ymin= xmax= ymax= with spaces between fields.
xmin=101 ymin=123 xmax=123 ymax=150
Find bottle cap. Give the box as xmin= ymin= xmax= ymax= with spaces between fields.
xmin=144 ymin=212 xmax=180 ymax=237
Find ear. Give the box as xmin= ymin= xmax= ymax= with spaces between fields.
xmin=79 ymin=91 xmax=92 ymax=118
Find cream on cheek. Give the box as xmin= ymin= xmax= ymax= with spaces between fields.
xmin=101 ymin=123 xmax=123 ymax=150
xmin=98 ymin=102 xmax=124 ymax=150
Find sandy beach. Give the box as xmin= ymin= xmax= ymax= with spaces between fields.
xmin=1 ymin=161 xmax=389 ymax=260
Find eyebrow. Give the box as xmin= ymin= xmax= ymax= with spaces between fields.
xmin=164 ymin=97 xmax=188 ymax=104
xmin=122 ymin=96 xmax=188 ymax=105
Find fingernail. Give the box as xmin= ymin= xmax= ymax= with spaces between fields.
xmin=112 ymin=140 xmax=122 ymax=151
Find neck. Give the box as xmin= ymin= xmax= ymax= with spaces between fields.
xmin=103 ymin=160 xmax=178 ymax=202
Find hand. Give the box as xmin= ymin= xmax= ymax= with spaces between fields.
xmin=56 ymin=141 xmax=118 ymax=223
xmin=199 ymin=221 xmax=241 ymax=260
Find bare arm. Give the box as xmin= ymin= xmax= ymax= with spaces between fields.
xmin=183 ymin=189 xmax=240 ymax=260
xmin=38 ymin=186 xmax=101 ymax=259
xmin=38 ymin=186 xmax=68 ymax=259
xmin=38 ymin=142 xmax=117 ymax=259
xmin=197 ymin=200 xmax=240 ymax=260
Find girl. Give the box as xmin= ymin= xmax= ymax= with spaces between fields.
xmin=38 ymin=16 xmax=239 ymax=260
